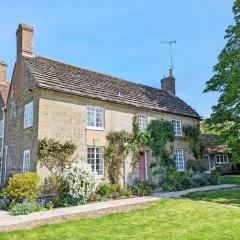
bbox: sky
[0,0,234,118]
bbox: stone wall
[37,89,198,185]
[3,60,39,181]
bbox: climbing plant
[183,124,204,160]
[104,130,133,185]
[38,138,77,173]
[147,120,175,175]
[105,116,176,184]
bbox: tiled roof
[23,55,201,119]
[201,134,229,154]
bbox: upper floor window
[172,119,182,136]
[173,148,185,171]
[23,149,30,173]
[0,120,3,138]
[24,101,34,129]
[138,114,147,130]
[87,147,104,176]
[216,155,228,164]
[87,106,104,129]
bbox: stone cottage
[201,134,231,173]
[0,23,201,185]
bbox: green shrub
[132,180,156,196]
[161,170,222,192]
[4,173,40,200]
[97,183,120,198]
[8,200,43,216]
[55,194,86,207]
[161,171,195,192]
[41,175,63,199]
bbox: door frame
[139,151,148,180]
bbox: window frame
[87,146,104,177]
[172,119,182,136]
[86,106,104,130]
[215,154,228,164]
[24,101,34,129]
[173,148,185,171]
[138,114,147,131]
[23,149,31,173]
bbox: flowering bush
[62,162,99,199]
[4,173,40,200]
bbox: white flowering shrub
[62,162,99,199]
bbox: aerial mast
[161,40,177,69]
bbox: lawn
[222,175,240,185]
[1,198,240,240]
[184,187,240,207]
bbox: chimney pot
[16,23,34,61]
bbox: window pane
[173,149,184,171]
[87,147,104,175]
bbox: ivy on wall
[147,120,175,175]
[183,124,204,160]
[104,115,175,184]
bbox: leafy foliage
[8,199,43,216]
[160,170,222,192]
[104,130,133,185]
[4,173,40,200]
[131,180,157,196]
[38,138,77,173]
[147,119,175,175]
[203,1,240,162]
[183,124,204,160]
[41,174,63,200]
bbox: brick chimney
[0,61,7,84]
[0,61,9,104]
[161,68,176,95]
[16,23,34,61]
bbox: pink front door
[139,152,146,180]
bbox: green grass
[184,187,240,207]
[2,198,240,240]
[222,175,240,185]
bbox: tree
[38,138,77,173]
[204,0,240,162]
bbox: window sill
[86,126,105,131]
[23,125,33,130]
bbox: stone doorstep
[0,184,237,227]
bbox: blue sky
[0,0,234,117]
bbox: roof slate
[23,55,201,119]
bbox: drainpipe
[0,106,6,185]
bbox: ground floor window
[23,149,30,173]
[216,155,228,163]
[173,149,184,171]
[87,147,104,176]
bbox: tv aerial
[161,40,177,69]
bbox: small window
[87,106,104,129]
[87,147,104,176]
[216,155,228,163]
[23,150,30,173]
[0,120,3,138]
[172,120,182,136]
[138,114,147,130]
[24,101,34,129]
[173,149,185,171]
